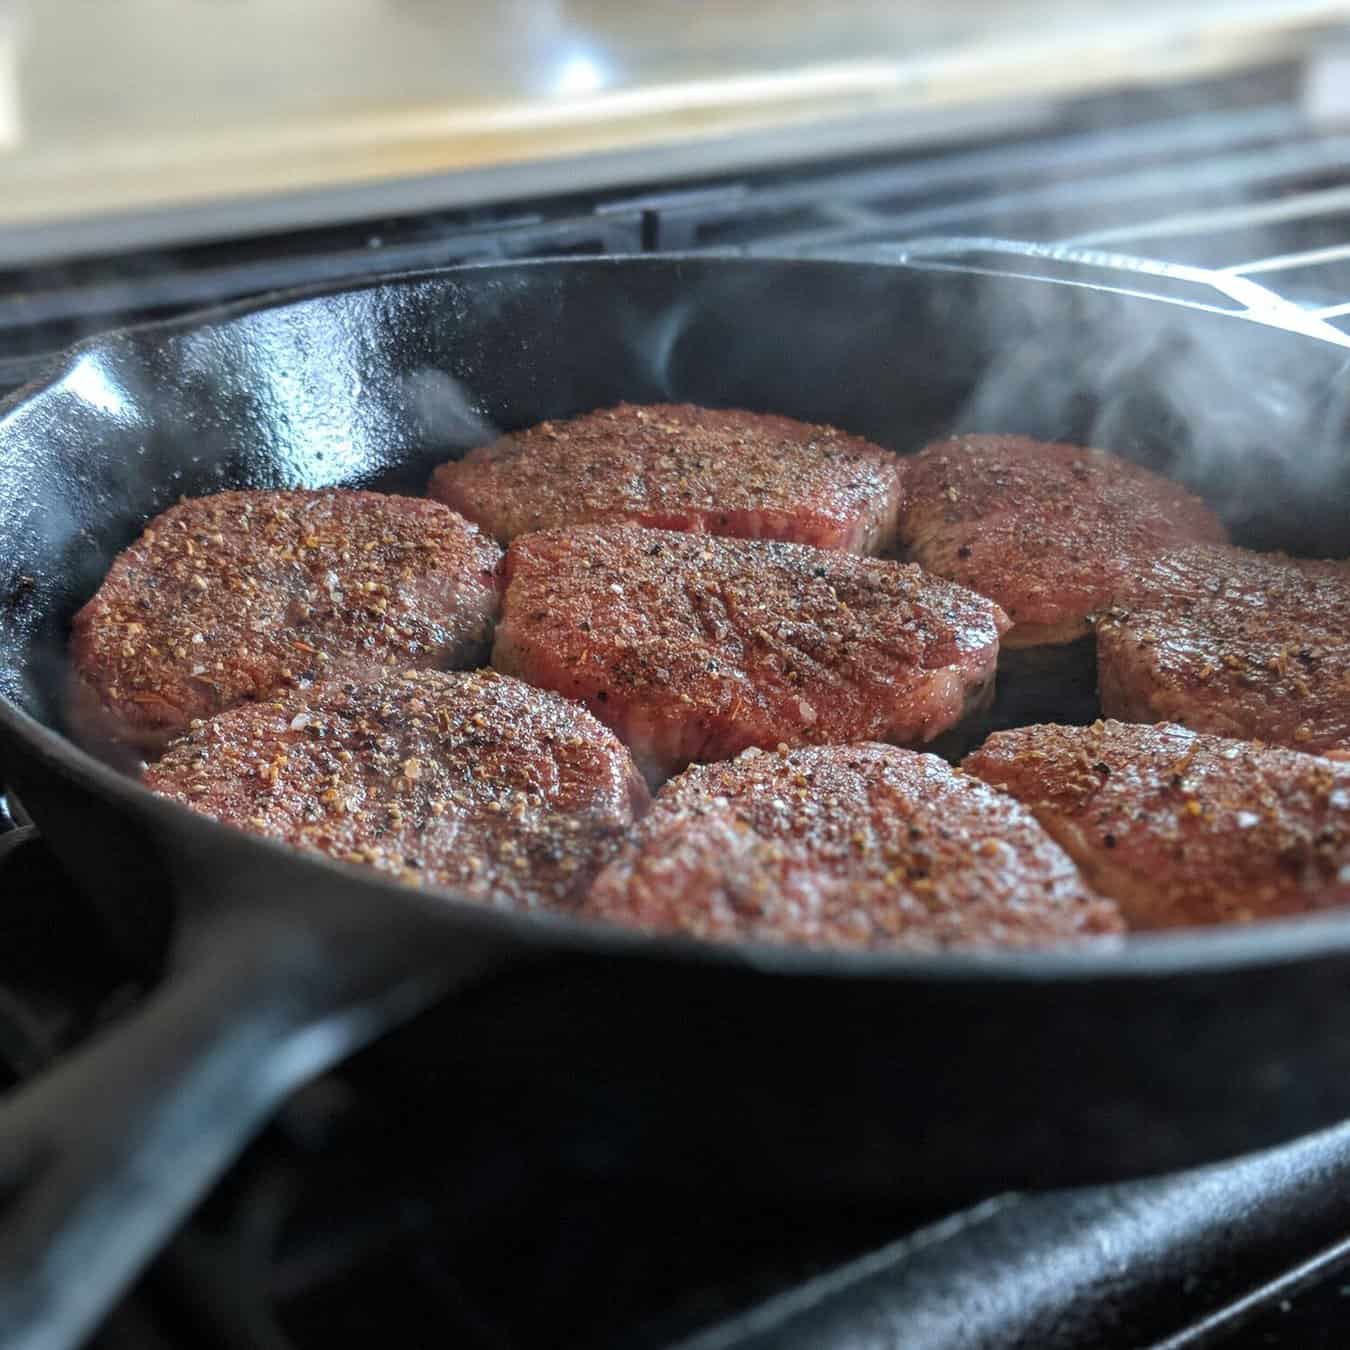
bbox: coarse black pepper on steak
[898,436,1227,651]
[145,669,649,910]
[493,525,1009,785]
[964,720,1350,929]
[429,402,903,553]
[583,743,1123,950]
[70,490,503,759]
[1096,543,1350,759]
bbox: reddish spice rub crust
[1096,543,1350,758]
[69,490,503,759]
[145,669,649,910]
[584,743,1123,950]
[429,402,903,554]
[964,719,1350,929]
[897,436,1227,649]
[493,525,1010,785]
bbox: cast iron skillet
[3,252,1350,1350]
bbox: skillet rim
[3,250,1349,985]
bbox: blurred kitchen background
[0,1,1331,381]
[1,1,1347,258]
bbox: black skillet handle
[0,905,449,1350]
[678,1117,1350,1350]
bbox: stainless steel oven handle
[804,236,1350,348]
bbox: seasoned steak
[964,720,1350,929]
[70,490,502,759]
[1097,543,1350,758]
[493,525,1009,784]
[146,669,649,910]
[584,743,1122,950]
[429,402,903,553]
[898,436,1226,649]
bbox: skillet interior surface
[5,256,1350,1199]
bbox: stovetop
[8,58,1350,1350]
